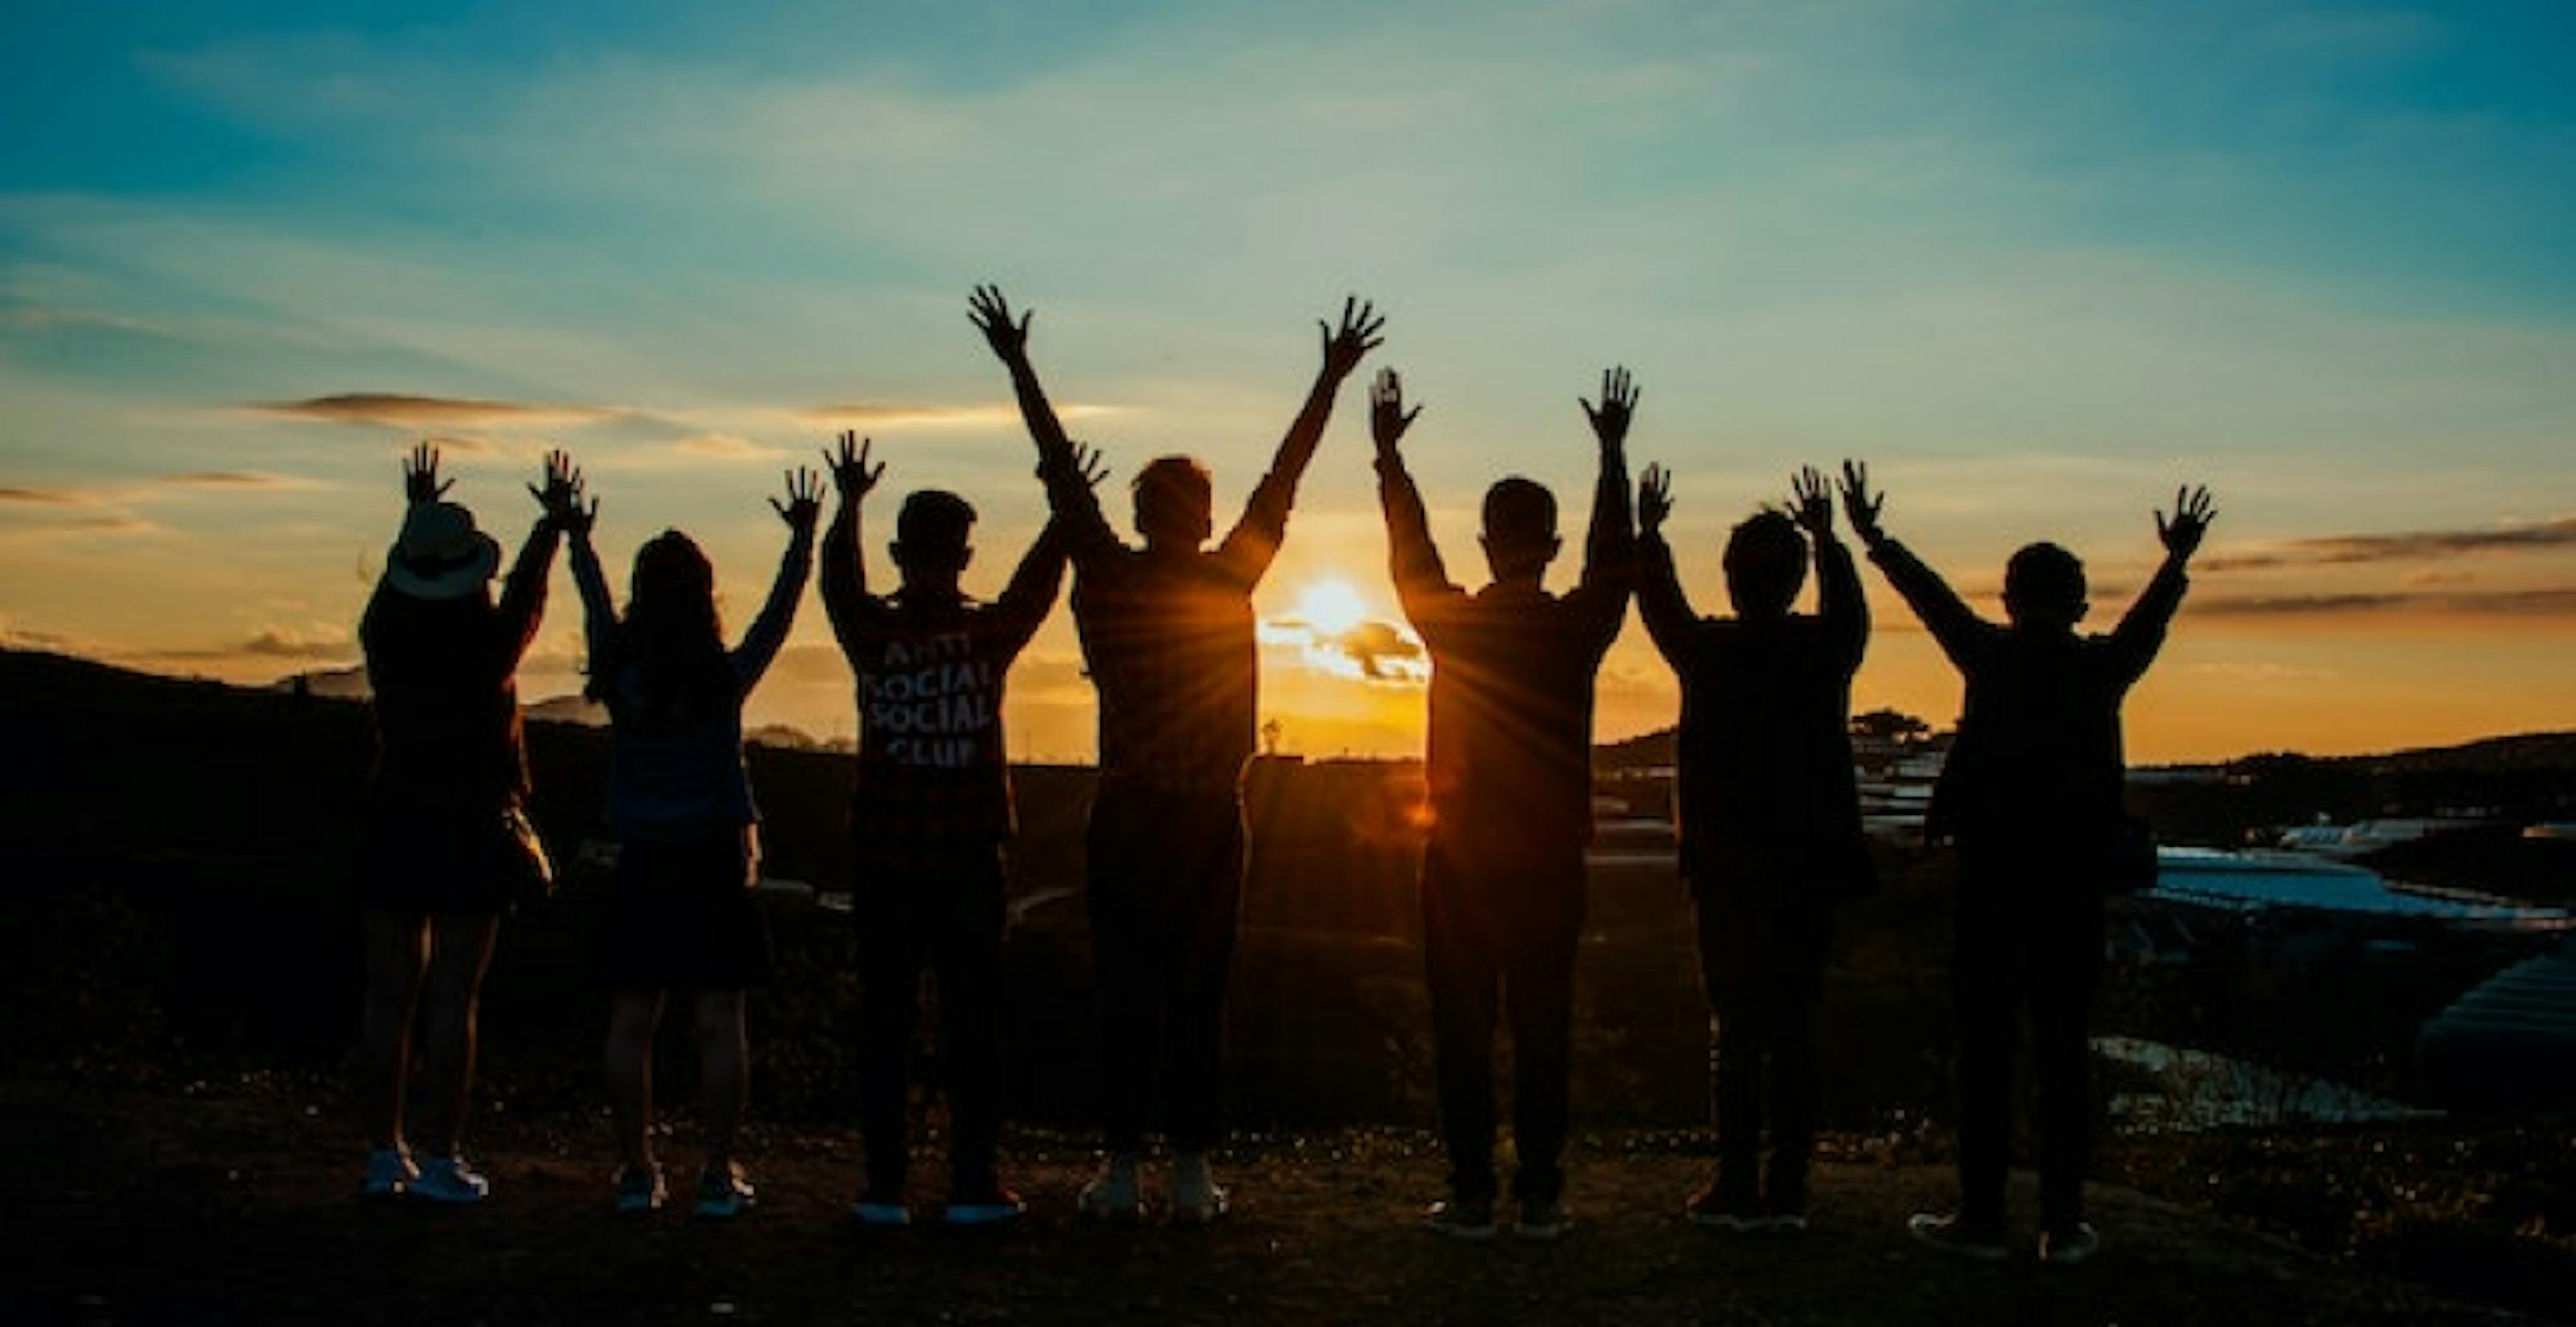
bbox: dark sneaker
[1516,1196,1572,1242]
[361,1147,416,1200]
[615,1164,667,1215]
[1424,1198,1497,1241]
[1908,1211,2009,1262]
[409,1154,489,1204]
[1684,1181,1755,1232]
[693,1162,755,1220]
[2039,1221,2102,1266]
[945,1188,1028,1227]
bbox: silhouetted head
[1133,455,1213,551]
[592,529,730,709]
[893,489,977,592]
[1479,477,1561,583]
[386,501,500,602]
[1724,511,1808,619]
[2003,540,2088,631]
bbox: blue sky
[5,0,2573,758]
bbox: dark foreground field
[4,1072,2554,1327]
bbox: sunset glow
[3,3,2572,763]
[1297,580,1370,640]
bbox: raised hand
[823,430,884,501]
[526,448,593,532]
[1790,466,1833,537]
[2156,484,2218,561]
[1581,366,1639,451]
[1370,367,1423,457]
[403,442,453,504]
[771,466,825,534]
[1638,463,1674,536]
[1839,460,1885,545]
[1068,441,1112,490]
[1318,295,1387,380]
[968,284,1032,363]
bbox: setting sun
[1297,579,1370,638]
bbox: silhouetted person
[1372,365,1636,1240]
[1847,465,2216,1264]
[354,444,578,1203]
[971,284,1382,1221]
[1635,464,1872,1233]
[818,431,1100,1227]
[568,467,821,1220]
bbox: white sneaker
[1170,1153,1229,1225]
[361,1147,416,1199]
[1078,1153,1144,1221]
[410,1154,490,1204]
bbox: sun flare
[1297,579,1370,637]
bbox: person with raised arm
[968,284,1382,1223]
[817,429,1103,1228]
[567,466,822,1220]
[1845,464,2216,1265]
[354,445,580,1202]
[1371,365,1636,1241]
[1634,463,1872,1234]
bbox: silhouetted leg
[1952,903,2016,1231]
[1166,799,1244,1154]
[412,910,501,1156]
[1697,888,1764,1212]
[2033,901,2102,1232]
[359,910,430,1151]
[605,990,665,1172]
[695,990,749,1173]
[1422,843,1502,1204]
[933,852,1009,1196]
[1504,855,1584,1204]
[1764,903,1831,1215]
[1087,792,1159,1154]
[854,870,929,1199]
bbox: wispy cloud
[154,470,324,491]
[2194,587,2576,618]
[0,485,104,506]
[2203,516,2576,572]
[246,392,619,429]
[796,402,1119,429]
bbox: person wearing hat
[355,443,585,1203]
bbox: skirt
[355,799,550,915]
[603,831,772,990]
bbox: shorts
[603,833,771,990]
[354,800,547,915]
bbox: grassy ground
[4,1073,2556,1327]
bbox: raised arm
[733,467,823,692]
[1844,460,1988,668]
[1569,367,1638,632]
[1791,465,1868,673]
[1367,368,1464,629]
[2105,484,2215,685]
[1632,463,1699,665]
[494,449,577,665]
[970,284,1119,563]
[562,491,617,676]
[818,431,885,655]
[1215,295,1387,584]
